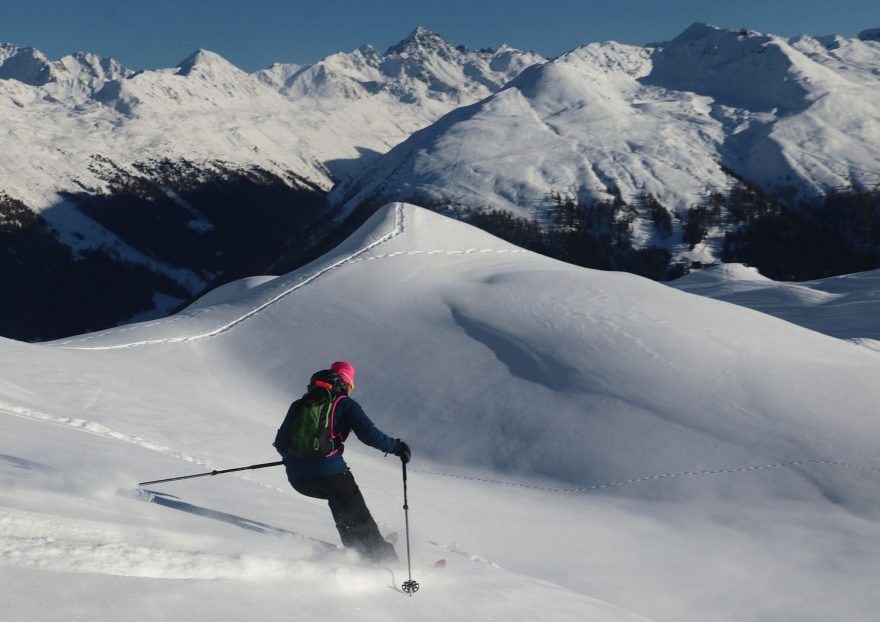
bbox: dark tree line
[1,192,186,341]
[1,159,332,342]
[424,191,678,281]
[711,170,880,280]
[416,178,880,284]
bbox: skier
[274,361,411,562]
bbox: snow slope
[333,23,880,262]
[2,203,879,621]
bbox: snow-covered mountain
[2,204,879,621]
[0,27,542,211]
[0,43,132,97]
[0,29,542,340]
[253,27,543,179]
[333,23,880,266]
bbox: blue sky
[3,0,878,71]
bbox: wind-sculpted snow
[2,203,880,621]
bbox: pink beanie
[330,361,355,386]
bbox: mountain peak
[408,25,441,42]
[386,26,453,56]
[859,27,880,42]
[176,49,242,76]
[674,22,724,41]
[671,21,769,44]
[645,21,817,112]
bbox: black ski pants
[291,469,397,562]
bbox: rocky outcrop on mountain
[859,28,880,42]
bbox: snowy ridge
[0,43,131,98]
[51,203,527,350]
[257,27,542,106]
[49,204,408,349]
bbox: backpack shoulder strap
[329,394,346,440]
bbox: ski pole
[400,459,420,595]
[138,460,283,486]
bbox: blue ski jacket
[274,395,398,481]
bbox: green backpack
[287,385,346,459]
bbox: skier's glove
[394,440,411,464]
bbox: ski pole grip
[401,460,409,509]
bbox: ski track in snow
[50,204,528,351]
[417,459,880,495]
[0,400,288,494]
[429,540,502,568]
[0,400,205,465]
